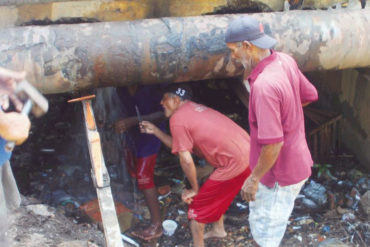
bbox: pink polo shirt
[248,51,318,187]
[170,101,250,181]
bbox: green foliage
[313,163,336,180]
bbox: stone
[26,204,54,217]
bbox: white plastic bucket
[162,219,178,236]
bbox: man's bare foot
[204,229,227,239]
[131,223,163,240]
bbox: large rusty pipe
[0,9,369,94]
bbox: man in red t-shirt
[140,84,251,247]
[225,16,318,247]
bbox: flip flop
[131,223,163,241]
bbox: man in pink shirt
[225,16,318,247]
[140,84,251,247]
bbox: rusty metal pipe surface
[0,9,369,94]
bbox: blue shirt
[0,137,12,166]
[117,85,164,158]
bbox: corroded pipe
[0,9,369,94]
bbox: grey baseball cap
[225,16,277,49]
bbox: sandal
[131,223,163,241]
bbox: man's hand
[181,189,198,205]
[0,111,31,145]
[140,121,158,135]
[0,67,25,111]
[114,117,137,133]
[241,142,283,202]
[240,175,259,202]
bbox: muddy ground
[8,81,370,247]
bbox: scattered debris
[7,92,370,247]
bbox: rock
[317,238,350,247]
[360,190,370,215]
[26,204,55,217]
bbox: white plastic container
[162,219,178,236]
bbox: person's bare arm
[140,120,172,148]
[178,150,199,204]
[241,141,283,202]
[115,112,165,133]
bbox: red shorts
[125,148,157,190]
[188,166,251,224]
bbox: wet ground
[8,82,370,247]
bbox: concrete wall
[307,69,370,170]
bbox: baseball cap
[225,16,277,49]
[163,83,192,100]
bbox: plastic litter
[162,219,178,236]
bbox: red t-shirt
[170,101,250,181]
[248,51,318,187]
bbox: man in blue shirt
[0,67,31,247]
[115,85,165,240]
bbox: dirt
[8,196,105,247]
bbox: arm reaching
[114,112,165,134]
[140,120,172,148]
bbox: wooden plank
[81,99,124,247]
